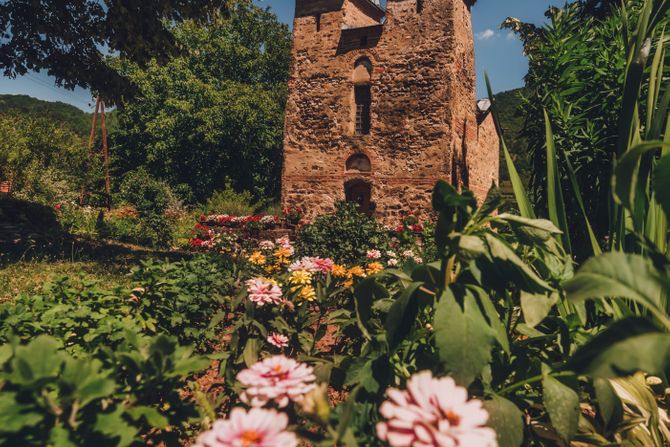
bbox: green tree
[112,2,291,202]
[0,114,88,204]
[0,0,232,101]
[505,2,637,257]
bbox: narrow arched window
[355,86,371,135]
[353,58,373,136]
[316,14,321,32]
[417,0,424,13]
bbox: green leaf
[613,141,668,212]
[385,282,423,350]
[10,335,63,385]
[354,277,389,340]
[485,72,535,219]
[49,426,76,447]
[544,109,572,253]
[484,234,552,292]
[520,292,558,328]
[472,286,510,354]
[242,338,260,367]
[457,235,488,261]
[562,152,602,255]
[563,252,669,329]
[593,378,623,432]
[95,407,139,447]
[482,396,524,447]
[496,213,561,243]
[543,375,580,442]
[0,393,42,433]
[567,317,670,378]
[434,288,495,387]
[126,406,169,429]
[654,154,670,220]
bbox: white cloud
[505,31,516,41]
[476,29,496,41]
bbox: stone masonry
[281,0,499,224]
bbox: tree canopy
[0,0,233,101]
[112,2,291,203]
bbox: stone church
[281,0,499,223]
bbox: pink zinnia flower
[275,236,295,255]
[376,371,498,447]
[246,278,283,307]
[267,333,290,348]
[367,249,382,260]
[237,355,316,408]
[193,407,297,447]
[313,257,334,274]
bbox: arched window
[417,0,424,13]
[346,153,372,173]
[353,58,372,135]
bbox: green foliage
[0,254,234,445]
[0,0,230,100]
[297,201,390,264]
[507,2,630,257]
[200,185,257,216]
[0,114,87,205]
[112,3,291,202]
[118,169,176,248]
[0,94,118,137]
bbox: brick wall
[282,0,498,223]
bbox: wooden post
[100,100,111,210]
[80,97,101,205]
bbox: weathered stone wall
[282,0,499,224]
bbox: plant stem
[498,371,574,396]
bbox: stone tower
[281,0,499,223]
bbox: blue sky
[0,0,569,111]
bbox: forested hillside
[0,94,117,136]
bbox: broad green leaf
[496,213,562,242]
[95,408,139,447]
[543,375,580,442]
[563,252,669,329]
[49,426,76,447]
[593,378,623,432]
[354,277,389,340]
[471,286,510,354]
[10,335,63,385]
[127,406,169,429]
[0,393,42,433]
[457,235,488,261]
[385,282,423,350]
[567,318,670,378]
[434,288,495,386]
[484,234,552,292]
[242,338,260,367]
[482,396,524,447]
[520,292,558,328]
[654,154,670,221]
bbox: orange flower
[331,264,347,278]
[248,251,267,266]
[366,262,384,275]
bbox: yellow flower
[366,262,384,275]
[342,279,354,288]
[348,266,366,278]
[289,270,313,286]
[248,251,266,266]
[331,264,347,278]
[264,265,279,275]
[297,285,317,302]
[274,247,293,259]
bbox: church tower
[281,0,499,223]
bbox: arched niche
[346,153,372,173]
[352,57,373,85]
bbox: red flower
[411,224,424,233]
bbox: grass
[0,260,134,302]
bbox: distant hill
[0,94,117,137]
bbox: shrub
[118,169,176,248]
[296,201,389,264]
[199,186,257,216]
